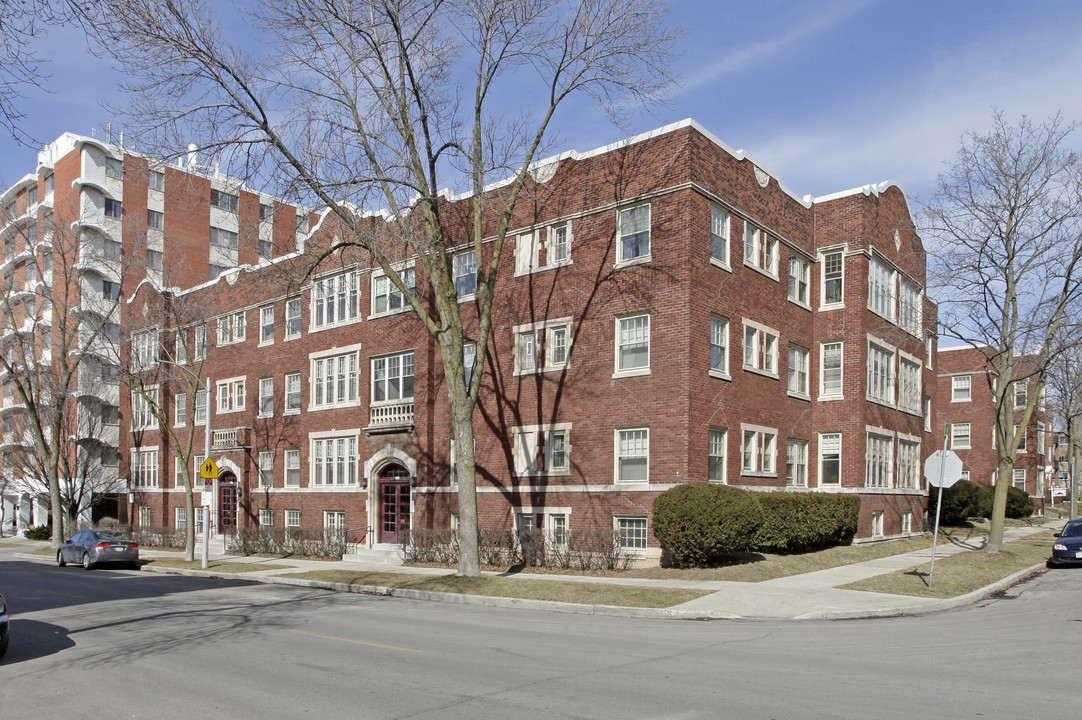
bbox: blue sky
[2,0,1080,207]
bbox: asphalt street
[1,548,1079,719]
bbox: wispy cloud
[748,14,1082,200]
[679,0,875,93]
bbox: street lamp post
[156,359,211,569]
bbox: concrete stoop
[342,543,405,565]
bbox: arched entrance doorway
[378,464,411,544]
[219,471,238,531]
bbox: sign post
[199,457,218,570]
[925,427,964,589]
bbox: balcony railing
[212,427,249,449]
[367,401,414,434]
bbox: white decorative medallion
[894,229,901,252]
[753,165,770,188]
[529,161,559,184]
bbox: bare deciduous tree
[85,0,679,575]
[924,111,1082,552]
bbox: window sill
[308,317,362,334]
[708,257,731,272]
[284,409,300,417]
[708,369,731,381]
[787,391,811,402]
[257,413,273,420]
[258,341,273,348]
[368,307,411,320]
[743,261,779,282]
[787,298,811,311]
[456,293,477,304]
[514,259,574,278]
[614,254,651,270]
[740,472,777,479]
[817,394,844,402]
[819,302,845,312]
[742,365,779,380]
[284,334,302,342]
[613,367,650,379]
[515,364,571,377]
[308,402,361,412]
[950,398,971,403]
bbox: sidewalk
[5,521,1059,621]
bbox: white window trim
[819,341,844,400]
[786,438,809,487]
[285,296,302,340]
[742,318,780,378]
[173,393,187,428]
[308,342,362,411]
[131,386,160,431]
[950,422,972,450]
[742,221,779,279]
[216,375,246,414]
[740,423,778,477]
[709,206,731,271]
[308,429,361,488]
[514,222,574,276]
[787,255,810,308]
[284,372,302,416]
[613,313,650,378]
[130,446,160,489]
[897,350,922,415]
[258,376,274,418]
[615,203,651,267]
[216,311,246,347]
[708,427,728,483]
[284,449,301,487]
[259,305,274,347]
[865,427,895,489]
[613,516,649,554]
[511,423,573,478]
[310,267,361,332]
[866,335,897,407]
[513,316,573,375]
[787,344,810,399]
[709,315,730,380]
[370,349,415,406]
[868,254,897,322]
[453,249,478,301]
[819,248,845,309]
[818,432,841,486]
[951,374,972,402]
[614,427,650,485]
[370,261,416,318]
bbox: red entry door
[380,481,411,544]
[219,478,238,530]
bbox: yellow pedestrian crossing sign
[199,457,220,480]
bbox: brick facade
[4,121,940,556]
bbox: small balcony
[212,426,250,450]
[365,401,415,435]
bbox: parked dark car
[0,592,9,659]
[1048,519,1082,568]
[57,530,139,570]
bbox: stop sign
[925,449,964,488]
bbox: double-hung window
[259,451,274,487]
[285,372,301,414]
[819,433,841,485]
[512,424,572,477]
[788,256,809,305]
[867,341,895,404]
[786,439,808,487]
[710,316,729,377]
[372,351,414,404]
[952,375,971,402]
[866,433,893,488]
[132,329,159,369]
[742,320,779,376]
[194,324,207,360]
[104,198,123,219]
[615,428,649,483]
[514,318,572,374]
[174,394,187,427]
[743,222,778,277]
[210,189,239,213]
[194,389,207,424]
[899,356,921,414]
[285,449,300,486]
[820,342,843,398]
[131,388,158,430]
[615,314,650,375]
[372,266,415,315]
[258,377,274,417]
[897,439,920,489]
[131,449,159,488]
[617,204,650,264]
[259,306,274,345]
[1013,382,1028,408]
[822,251,844,306]
[312,269,359,329]
[311,434,358,486]
[217,312,245,346]
[147,209,164,231]
[868,256,896,320]
[454,250,477,297]
[787,345,809,397]
[209,226,238,249]
[216,377,245,413]
[1012,469,1026,490]
[311,347,360,409]
[148,170,165,191]
[281,297,300,339]
[515,223,573,274]
[951,422,971,449]
[710,206,730,266]
[741,425,777,475]
[899,278,922,336]
[708,428,727,482]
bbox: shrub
[751,493,860,552]
[403,527,633,571]
[1006,485,1035,518]
[23,524,51,541]
[652,483,764,567]
[928,480,982,524]
[226,527,346,558]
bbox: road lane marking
[292,630,425,654]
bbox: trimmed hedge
[653,483,764,567]
[750,493,861,553]
[929,479,1035,523]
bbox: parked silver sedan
[57,530,140,570]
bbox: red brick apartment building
[934,347,1052,515]
[3,120,938,560]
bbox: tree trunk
[986,459,1013,553]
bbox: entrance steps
[342,543,405,565]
